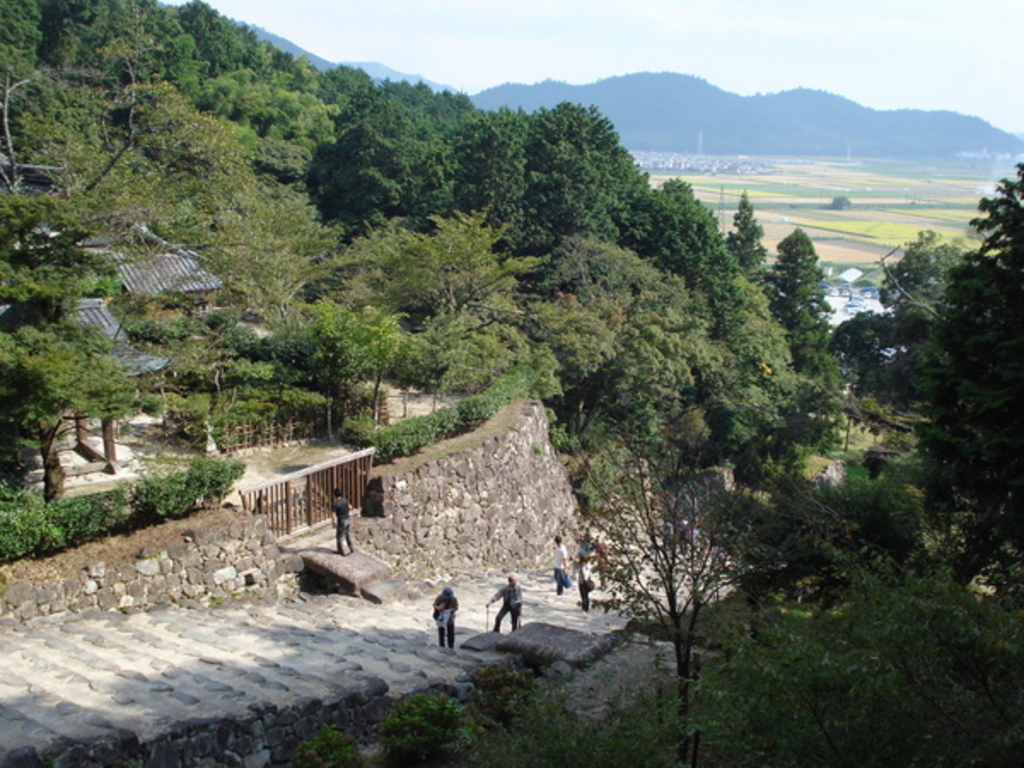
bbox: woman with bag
[432,587,459,651]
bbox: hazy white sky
[164,0,1023,134]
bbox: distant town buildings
[631,151,777,174]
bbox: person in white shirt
[553,535,569,595]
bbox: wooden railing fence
[237,448,374,538]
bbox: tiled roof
[73,297,124,341]
[0,298,171,377]
[114,250,222,295]
[72,298,171,375]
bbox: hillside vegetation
[3,2,1024,764]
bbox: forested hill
[249,25,445,89]
[243,24,1021,160]
[472,73,1024,159]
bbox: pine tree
[725,191,768,273]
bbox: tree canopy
[920,164,1024,586]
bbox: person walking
[433,587,459,650]
[488,575,523,632]
[331,488,354,555]
[577,546,594,612]
[553,535,569,595]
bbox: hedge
[0,487,128,564]
[129,456,246,524]
[369,367,535,464]
[0,457,246,564]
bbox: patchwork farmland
[652,156,1019,279]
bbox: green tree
[764,228,838,385]
[1,195,135,500]
[587,446,755,761]
[308,301,407,434]
[0,196,115,323]
[308,85,447,236]
[517,102,645,256]
[196,68,335,149]
[620,179,741,337]
[920,164,1024,587]
[348,211,539,321]
[725,190,768,274]
[829,311,896,396]
[532,237,708,446]
[205,187,337,325]
[171,0,260,79]
[450,108,528,236]
[878,230,967,407]
[706,574,1024,766]
[0,324,135,501]
[0,0,41,75]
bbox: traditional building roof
[73,297,124,341]
[113,250,222,296]
[1,298,170,377]
[72,298,171,376]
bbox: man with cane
[487,574,522,633]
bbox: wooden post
[101,419,118,474]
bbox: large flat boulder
[495,621,622,668]
[300,547,393,592]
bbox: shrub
[181,455,246,505]
[0,458,241,563]
[370,367,535,463]
[291,725,361,767]
[464,685,679,767]
[130,457,245,522]
[469,664,538,728]
[339,414,376,447]
[0,487,129,563]
[44,489,130,548]
[379,692,477,764]
[0,488,50,563]
[701,574,1024,766]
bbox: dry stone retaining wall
[357,400,580,574]
[1,516,303,620]
[52,678,391,768]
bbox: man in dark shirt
[331,488,354,555]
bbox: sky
[164,0,1024,135]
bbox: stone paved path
[0,563,624,765]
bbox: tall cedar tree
[920,164,1024,587]
[725,191,768,273]
[765,228,838,385]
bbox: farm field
[651,156,1019,279]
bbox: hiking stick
[485,602,490,633]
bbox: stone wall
[1,400,580,617]
[1,516,303,620]
[51,677,391,768]
[356,400,580,574]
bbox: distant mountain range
[251,26,1023,160]
[471,74,1024,159]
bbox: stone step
[0,567,624,765]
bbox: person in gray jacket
[488,574,523,632]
